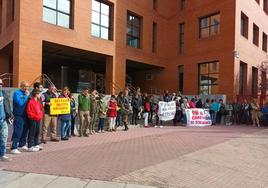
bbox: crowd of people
[0,79,267,162]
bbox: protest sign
[158,101,176,121]
[50,98,70,115]
[186,108,212,126]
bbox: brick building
[0,0,267,100]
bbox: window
[43,0,72,29]
[199,61,219,95]
[153,0,158,10]
[152,22,157,53]
[179,23,185,54]
[263,32,267,52]
[0,0,2,33]
[252,67,258,98]
[178,65,184,94]
[240,12,248,38]
[199,13,220,38]
[253,23,259,46]
[127,12,141,48]
[6,0,15,26]
[180,0,185,11]
[91,0,112,40]
[239,62,247,95]
[264,0,268,14]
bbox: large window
[152,22,157,53]
[240,12,248,39]
[127,12,141,48]
[263,32,267,53]
[199,13,220,38]
[252,67,258,98]
[199,61,219,95]
[178,65,184,94]
[179,23,185,54]
[180,0,185,11]
[43,0,72,29]
[239,62,247,95]
[91,0,112,40]
[253,23,259,46]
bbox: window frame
[253,23,259,47]
[43,0,72,29]
[240,12,249,39]
[179,22,185,54]
[198,61,220,95]
[91,0,112,40]
[263,32,267,53]
[126,11,142,48]
[199,12,220,39]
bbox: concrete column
[12,38,42,87]
[105,56,126,95]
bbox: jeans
[116,111,121,127]
[98,118,105,131]
[108,117,116,130]
[68,117,76,136]
[210,111,217,125]
[132,108,139,125]
[11,116,28,149]
[144,112,149,126]
[0,120,8,157]
[27,120,40,148]
[182,114,187,125]
[61,119,71,139]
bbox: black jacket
[3,91,13,120]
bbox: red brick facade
[0,0,267,100]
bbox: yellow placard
[50,98,70,115]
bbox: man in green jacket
[78,88,91,137]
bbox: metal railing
[31,74,60,92]
[0,73,13,87]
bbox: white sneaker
[101,130,105,133]
[1,155,12,161]
[34,145,43,150]
[160,126,163,128]
[98,130,102,133]
[18,145,28,152]
[10,149,21,154]
[28,147,40,152]
[154,125,158,128]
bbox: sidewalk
[1,125,267,188]
[0,171,157,188]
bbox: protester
[196,99,203,108]
[181,98,189,125]
[131,92,142,125]
[0,79,13,161]
[173,96,181,126]
[107,95,117,131]
[163,90,171,102]
[59,87,72,141]
[149,95,158,124]
[78,87,91,137]
[241,99,252,125]
[97,94,107,133]
[261,101,268,126]
[121,90,130,131]
[68,94,77,137]
[232,99,241,125]
[143,96,151,127]
[115,92,123,127]
[11,81,30,154]
[251,99,260,127]
[42,85,59,143]
[26,89,44,151]
[90,90,98,134]
[203,99,210,109]
[210,99,220,126]
[219,99,227,125]
[189,98,196,108]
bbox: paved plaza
[0,125,267,188]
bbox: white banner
[186,109,212,126]
[158,101,176,121]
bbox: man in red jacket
[26,89,44,152]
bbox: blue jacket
[13,89,29,116]
[210,102,220,112]
[0,90,6,120]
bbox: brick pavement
[0,125,266,187]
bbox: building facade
[0,0,267,100]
